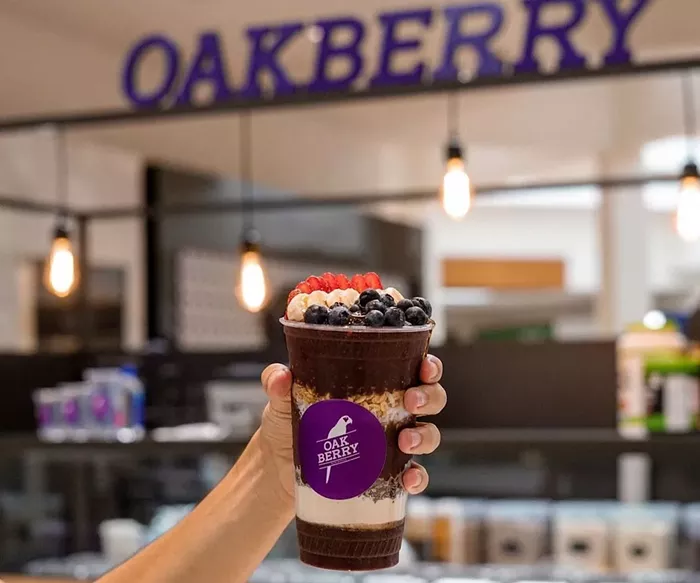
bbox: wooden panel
[431,340,617,429]
[442,258,564,290]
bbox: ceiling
[0,0,699,198]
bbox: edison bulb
[44,232,77,298]
[442,156,471,220]
[237,249,267,313]
[643,310,667,331]
[676,173,700,242]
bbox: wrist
[229,430,295,517]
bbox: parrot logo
[323,415,353,483]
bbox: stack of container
[553,502,616,573]
[33,365,145,442]
[611,504,680,574]
[484,500,551,566]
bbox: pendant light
[441,93,471,220]
[235,112,268,313]
[44,127,78,298]
[676,71,700,242]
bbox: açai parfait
[285,272,432,328]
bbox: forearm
[98,431,295,583]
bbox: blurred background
[2,0,700,581]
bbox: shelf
[0,435,249,459]
[438,429,700,462]
[1,430,698,462]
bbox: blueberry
[359,289,381,307]
[330,302,345,310]
[364,310,385,328]
[412,297,433,318]
[349,303,361,314]
[304,305,329,325]
[384,307,405,327]
[365,299,387,314]
[405,306,428,326]
[328,306,351,326]
[397,299,415,312]
[380,294,396,309]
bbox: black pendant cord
[445,93,464,162]
[446,92,460,144]
[54,126,69,234]
[239,110,255,234]
[682,71,697,162]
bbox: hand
[259,355,447,502]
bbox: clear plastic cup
[282,319,433,571]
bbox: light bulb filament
[45,236,77,297]
[442,157,471,220]
[676,175,700,242]
[238,250,267,312]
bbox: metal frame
[0,55,691,351]
[0,173,679,221]
[0,57,697,130]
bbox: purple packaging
[33,389,65,442]
[59,383,91,441]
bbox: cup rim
[279,317,433,334]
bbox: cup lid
[280,317,433,334]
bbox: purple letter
[308,18,366,93]
[241,23,304,99]
[515,0,587,74]
[370,9,433,88]
[176,32,234,106]
[434,3,504,81]
[597,0,650,65]
[122,35,179,108]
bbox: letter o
[323,441,333,451]
[122,35,180,108]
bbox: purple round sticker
[298,399,387,500]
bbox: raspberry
[296,281,312,294]
[351,274,367,292]
[321,272,338,290]
[305,275,327,292]
[335,273,350,289]
[364,272,383,289]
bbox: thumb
[262,364,292,405]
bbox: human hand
[259,355,446,503]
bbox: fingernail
[410,470,423,490]
[426,355,440,382]
[268,369,286,388]
[409,430,422,449]
[414,389,428,409]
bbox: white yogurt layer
[295,484,407,527]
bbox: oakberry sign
[121,0,651,109]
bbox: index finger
[420,355,442,384]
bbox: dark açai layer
[283,323,431,395]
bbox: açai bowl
[281,272,433,571]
